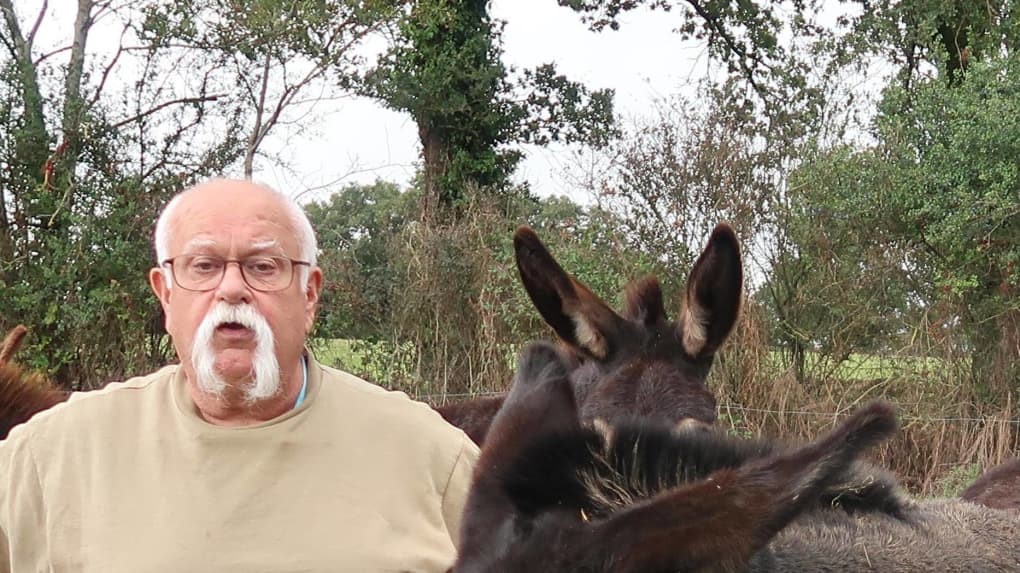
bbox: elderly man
[0,179,479,571]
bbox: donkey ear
[482,342,581,465]
[678,223,743,359]
[514,227,625,360]
[0,325,28,365]
[455,343,581,566]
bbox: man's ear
[149,267,171,308]
[304,267,323,332]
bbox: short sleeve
[440,436,481,548]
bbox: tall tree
[366,0,617,221]
[0,0,246,386]
[790,53,1020,395]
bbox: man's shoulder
[75,364,177,395]
[316,363,472,442]
[6,365,178,442]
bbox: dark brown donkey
[453,343,1020,573]
[437,223,744,444]
[451,342,899,573]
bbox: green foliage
[365,0,616,214]
[305,180,419,341]
[787,53,1020,392]
[366,0,519,209]
[838,0,1017,84]
[933,462,982,498]
[141,0,401,65]
[0,2,251,387]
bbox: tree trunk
[0,0,51,254]
[51,0,94,225]
[0,0,50,175]
[419,122,449,224]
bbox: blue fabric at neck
[294,355,309,409]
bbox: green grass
[762,349,947,382]
[309,337,392,379]
[314,336,947,388]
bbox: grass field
[312,336,946,386]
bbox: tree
[582,85,773,278]
[791,54,1020,394]
[0,1,280,386]
[365,0,617,221]
[305,180,418,341]
[139,0,403,178]
[838,0,1014,88]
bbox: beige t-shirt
[0,356,479,572]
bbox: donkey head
[453,342,898,573]
[513,224,743,428]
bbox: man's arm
[440,436,481,547]
[0,430,47,571]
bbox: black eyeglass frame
[160,256,312,293]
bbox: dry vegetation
[710,303,1017,497]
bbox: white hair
[154,179,318,288]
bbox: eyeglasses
[161,255,311,292]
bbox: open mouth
[216,322,252,333]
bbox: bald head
[154,179,318,287]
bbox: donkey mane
[498,414,908,524]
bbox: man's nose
[216,261,252,303]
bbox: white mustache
[191,302,281,402]
[209,303,264,330]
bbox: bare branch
[26,0,46,48]
[0,0,31,61]
[33,44,71,66]
[0,31,15,60]
[244,52,274,178]
[681,0,771,103]
[88,22,129,106]
[62,0,94,135]
[111,94,224,130]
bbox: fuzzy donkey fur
[960,457,1020,512]
[451,342,899,573]
[437,223,744,444]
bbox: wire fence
[419,391,1020,426]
